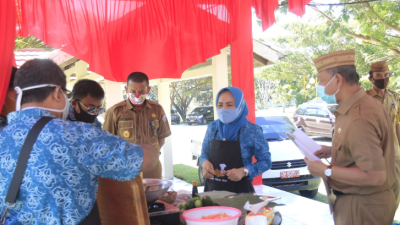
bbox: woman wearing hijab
[199,87,272,193]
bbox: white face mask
[15,84,70,120]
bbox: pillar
[158,81,174,178]
[105,80,123,110]
[212,48,229,120]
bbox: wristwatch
[243,167,249,177]
[325,165,333,177]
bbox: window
[296,106,307,115]
[317,109,330,118]
[328,105,338,114]
[304,108,317,116]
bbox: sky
[251,0,343,41]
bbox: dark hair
[15,59,66,105]
[369,71,374,78]
[325,65,359,85]
[127,72,149,85]
[8,67,18,90]
[72,79,104,101]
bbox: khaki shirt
[330,89,396,195]
[366,88,400,158]
[366,88,400,126]
[103,99,171,151]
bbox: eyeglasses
[375,73,391,79]
[78,101,105,115]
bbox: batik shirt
[0,115,6,129]
[67,103,102,128]
[0,108,144,225]
[199,121,271,179]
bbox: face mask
[316,75,339,104]
[373,77,389,89]
[128,93,147,105]
[74,102,97,123]
[217,96,244,124]
[15,84,70,119]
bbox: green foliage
[14,36,53,51]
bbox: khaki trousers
[393,156,400,211]
[333,189,396,225]
[143,159,162,179]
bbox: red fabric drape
[231,0,262,185]
[16,0,238,82]
[288,0,311,17]
[0,0,16,112]
[251,0,279,32]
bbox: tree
[309,0,400,57]
[14,36,54,51]
[148,85,159,103]
[170,77,212,121]
[255,77,278,109]
[273,1,400,92]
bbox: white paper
[286,129,321,162]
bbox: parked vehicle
[293,102,338,138]
[186,106,214,125]
[171,108,181,124]
[191,116,321,198]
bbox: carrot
[201,213,231,219]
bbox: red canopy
[0,0,309,185]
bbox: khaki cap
[313,50,355,73]
[370,61,389,72]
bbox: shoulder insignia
[162,115,167,122]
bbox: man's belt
[332,189,346,196]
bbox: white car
[191,116,321,198]
[256,116,321,198]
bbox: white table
[168,178,334,225]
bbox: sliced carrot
[201,213,231,219]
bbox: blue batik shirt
[0,108,144,225]
[0,115,6,130]
[199,121,272,179]
[67,103,102,128]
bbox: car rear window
[295,106,307,115]
[317,109,329,118]
[304,108,317,116]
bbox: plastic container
[183,206,241,225]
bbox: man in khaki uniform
[97,72,171,225]
[305,50,396,225]
[366,61,400,210]
[103,72,172,178]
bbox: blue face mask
[217,108,240,124]
[316,75,339,104]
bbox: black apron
[204,130,254,193]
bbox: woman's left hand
[226,168,246,182]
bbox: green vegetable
[186,201,195,210]
[179,203,185,210]
[201,196,214,207]
[194,199,202,208]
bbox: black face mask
[373,77,389,89]
[74,102,98,123]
